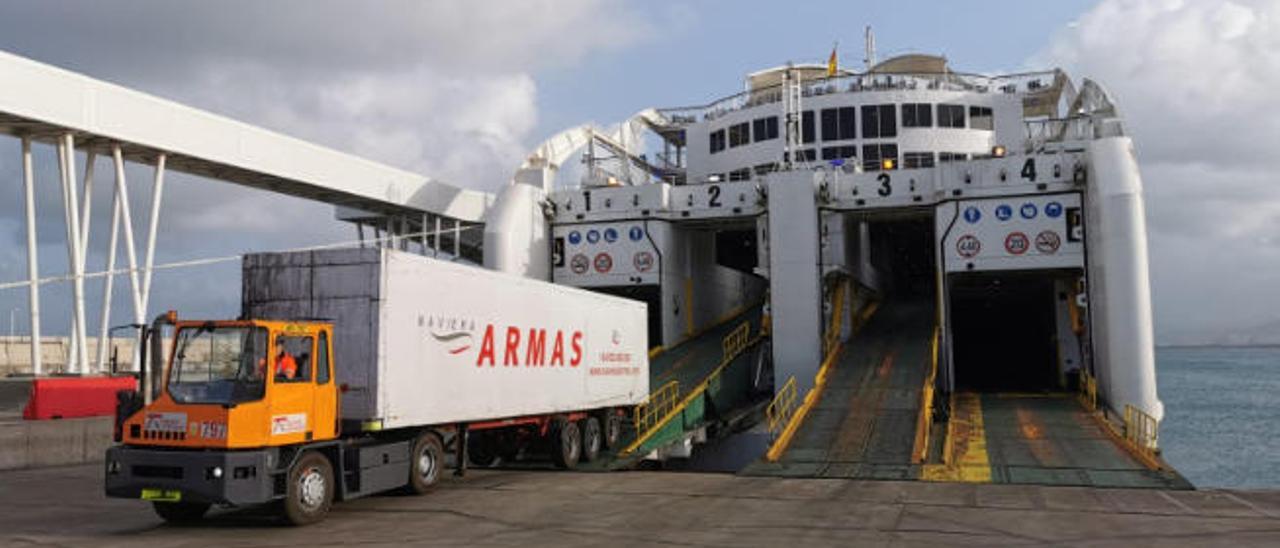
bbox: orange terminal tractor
[105,247,649,526]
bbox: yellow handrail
[911,326,941,463]
[765,377,798,435]
[1124,404,1159,454]
[633,380,680,435]
[823,279,848,355]
[621,321,761,456]
[1078,369,1097,411]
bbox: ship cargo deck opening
[948,272,1064,393]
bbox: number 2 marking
[708,185,722,207]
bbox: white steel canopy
[0,50,492,222]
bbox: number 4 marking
[1021,158,1037,182]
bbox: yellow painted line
[921,392,992,483]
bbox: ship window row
[711,103,994,154]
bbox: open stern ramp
[747,299,935,479]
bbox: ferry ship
[477,31,1181,485]
[0,30,1183,487]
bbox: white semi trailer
[105,248,649,525]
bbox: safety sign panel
[939,192,1083,272]
[553,221,663,287]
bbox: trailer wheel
[581,417,602,462]
[602,411,623,450]
[409,431,444,494]
[152,501,210,525]
[467,431,500,467]
[550,418,581,469]
[283,451,333,526]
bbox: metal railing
[657,70,1062,125]
[765,377,798,436]
[722,321,751,359]
[911,326,941,463]
[621,320,761,456]
[1124,404,1159,454]
[1078,369,1098,412]
[633,380,680,436]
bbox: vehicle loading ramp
[923,392,1192,489]
[480,303,769,472]
[745,299,935,479]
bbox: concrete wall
[0,337,136,377]
[0,416,113,471]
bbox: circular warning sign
[956,235,981,258]
[593,253,613,273]
[570,253,589,274]
[1035,230,1062,254]
[1005,232,1030,255]
[633,251,654,272]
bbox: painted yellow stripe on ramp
[921,392,992,483]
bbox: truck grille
[132,465,183,479]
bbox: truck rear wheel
[602,411,623,450]
[408,431,444,494]
[283,451,334,526]
[152,501,210,525]
[550,418,581,469]
[581,417,602,462]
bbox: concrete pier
[0,465,1277,546]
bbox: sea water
[1157,346,1280,489]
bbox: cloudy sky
[0,0,1276,345]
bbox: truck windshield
[168,325,269,405]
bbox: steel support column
[21,138,42,376]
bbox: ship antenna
[864,26,876,71]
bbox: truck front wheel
[152,501,210,524]
[550,418,581,469]
[283,452,334,526]
[408,432,444,494]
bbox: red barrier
[22,376,137,420]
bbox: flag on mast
[827,43,839,76]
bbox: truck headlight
[206,466,224,480]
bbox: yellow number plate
[140,488,182,502]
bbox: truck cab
[106,314,368,525]
[117,319,338,450]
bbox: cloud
[1034,0,1280,339]
[0,0,655,337]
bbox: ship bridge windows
[709,129,726,154]
[861,104,897,138]
[728,168,752,182]
[753,116,779,142]
[783,149,816,163]
[802,110,816,143]
[902,103,933,128]
[821,145,857,161]
[969,106,994,130]
[728,122,750,148]
[939,152,968,163]
[862,143,899,171]
[938,104,966,128]
[903,151,935,169]
[820,107,857,141]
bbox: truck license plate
[140,488,182,502]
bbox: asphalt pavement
[2,464,1279,546]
